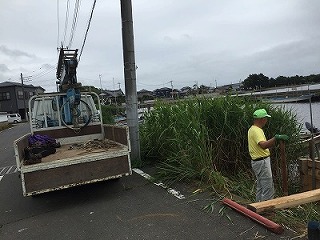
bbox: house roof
[138,89,152,93]
[180,86,192,91]
[153,87,172,92]
[0,81,45,91]
[102,89,124,97]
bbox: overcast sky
[1,0,320,93]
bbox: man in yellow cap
[248,108,288,202]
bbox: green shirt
[248,125,270,160]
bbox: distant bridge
[118,84,320,110]
[234,84,320,102]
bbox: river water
[272,101,320,132]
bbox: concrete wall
[0,112,8,123]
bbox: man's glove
[275,134,289,141]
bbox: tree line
[242,73,320,90]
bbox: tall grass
[140,96,303,197]
[141,99,213,184]
[100,105,125,124]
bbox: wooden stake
[280,140,288,196]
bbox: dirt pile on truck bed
[40,139,124,163]
[69,139,120,151]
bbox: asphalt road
[0,122,30,168]
[0,124,298,239]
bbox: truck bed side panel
[14,134,30,170]
[104,125,130,148]
[23,155,129,195]
[34,124,102,139]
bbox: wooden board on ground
[247,189,320,213]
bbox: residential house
[137,89,153,103]
[153,87,180,98]
[0,81,45,119]
[180,86,192,97]
[137,89,152,99]
[153,87,171,98]
[100,89,124,105]
[216,83,242,93]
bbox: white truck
[13,92,131,196]
[13,48,131,196]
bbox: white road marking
[132,168,185,200]
[0,165,18,177]
[0,176,3,182]
[6,165,13,174]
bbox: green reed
[140,96,319,232]
[140,96,303,196]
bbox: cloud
[0,64,10,73]
[0,45,36,59]
[1,0,320,92]
[241,38,320,78]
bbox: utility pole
[170,80,173,99]
[120,0,140,161]
[99,74,103,93]
[20,73,27,120]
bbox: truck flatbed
[14,92,131,196]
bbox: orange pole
[222,198,284,234]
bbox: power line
[78,0,96,62]
[31,67,56,80]
[57,0,60,48]
[137,80,172,87]
[68,0,81,48]
[62,0,70,46]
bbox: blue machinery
[56,48,92,131]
